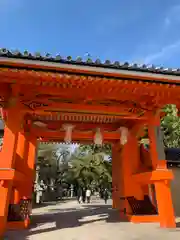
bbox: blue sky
[1,0,180,67]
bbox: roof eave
[0,56,180,84]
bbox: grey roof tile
[0,48,180,76]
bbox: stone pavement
[5,199,180,240]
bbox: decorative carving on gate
[7,199,31,222]
[19,199,31,220]
[22,101,48,110]
[36,94,52,98]
[62,124,74,143]
[119,127,129,145]
[83,99,157,114]
[94,128,103,145]
[35,94,85,104]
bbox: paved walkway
[5,199,180,239]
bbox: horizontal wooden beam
[22,101,146,117]
[33,121,121,131]
[31,112,147,122]
[31,127,120,141]
[33,120,147,132]
[19,85,133,98]
[2,68,180,95]
[1,68,178,90]
[19,85,178,111]
[40,139,117,144]
[19,85,146,101]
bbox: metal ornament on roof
[62,124,74,144]
[94,128,103,145]
[119,127,129,145]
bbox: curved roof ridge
[0,48,180,76]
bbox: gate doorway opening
[35,142,112,204]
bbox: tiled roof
[0,48,180,76]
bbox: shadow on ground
[32,201,65,210]
[6,203,125,239]
[32,198,75,209]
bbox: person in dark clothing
[104,189,109,204]
[82,188,86,203]
[77,188,82,203]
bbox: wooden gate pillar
[11,132,28,204]
[112,144,120,209]
[25,134,37,200]
[0,104,23,236]
[148,117,176,228]
[120,132,141,218]
[8,132,37,230]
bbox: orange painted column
[155,180,175,228]
[11,131,29,204]
[120,132,143,218]
[0,106,23,236]
[21,134,37,227]
[120,140,132,216]
[10,132,37,228]
[148,117,176,228]
[23,134,37,200]
[112,144,120,209]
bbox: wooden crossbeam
[33,121,121,131]
[1,68,180,91]
[30,127,120,140]
[40,139,117,144]
[22,101,146,117]
[19,85,142,102]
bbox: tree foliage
[67,145,112,189]
[37,143,73,189]
[161,104,180,148]
[36,143,112,193]
[77,144,112,161]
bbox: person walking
[104,188,109,204]
[35,180,45,204]
[86,188,91,203]
[82,188,86,203]
[77,188,82,204]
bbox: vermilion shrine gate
[0,48,179,235]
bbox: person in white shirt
[86,189,91,203]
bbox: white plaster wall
[170,168,180,217]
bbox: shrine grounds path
[5,198,180,240]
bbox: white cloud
[164,4,180,28]
[144,40,180,64]
[140,4,180,64]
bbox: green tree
[161,104,180,148]
[37,143,73,199]
[67,145,112,189]
[77,144,112,161]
